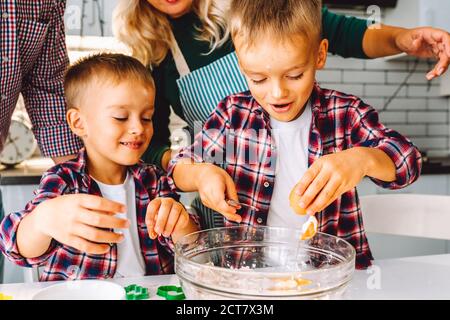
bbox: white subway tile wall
[317,55,450,154]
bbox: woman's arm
[322,7,450,79]
[322,7,369,59]
[363,25,450,80]
[142,68,172,169]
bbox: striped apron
[171,40,249,230]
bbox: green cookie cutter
[156,285,186,300]
[125,284,150,300]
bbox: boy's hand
[194,164,242,223]
[294,149,367,216]
[146,197,190,240]
[35,194,129,255]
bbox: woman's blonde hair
[113,0,230,68]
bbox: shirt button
[2,12,9,19]
[256,217,263,224]
[264,181,270,188]
[2,56,9,63]
[1,94,6,101]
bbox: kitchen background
[1,0,450,283]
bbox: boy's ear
[66,108,87,138]
[316,39,329,70]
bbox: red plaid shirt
[0,149,193,281]
[0,0,82,157]
[168,84,422,269]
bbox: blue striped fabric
[176,51,249,129]
[176,51,250,229]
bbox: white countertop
[1,254,450,300]
[344,254,450,300]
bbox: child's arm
[166,96,243,222]
[0,171,128,266]
[293,99,422,216]
[17,194,128,258]
[172,162,242,223]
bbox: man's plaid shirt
[0,0,82,156]
[168,84,422,269]
[0,149,193,281]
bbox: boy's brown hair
[64,53,155,109]
[228,0,322,48]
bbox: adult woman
[114,0,450,170]
[114,0,450,229]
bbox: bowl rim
[175,226,356,278]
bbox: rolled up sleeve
[21,1,83,158]
[349,100,422,189]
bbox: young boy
[0,53,199,281]
[167,0,422,269]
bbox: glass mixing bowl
[175,226,355,300]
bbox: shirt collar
[74,148,144,187]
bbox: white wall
[65,0,119,37]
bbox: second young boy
[167,0,422,269]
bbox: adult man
[0,0,82,283]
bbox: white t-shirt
[93,172,146,278]
[267,102,312,229]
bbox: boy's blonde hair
[228,0,322,49]
[64,53,155,110]
[113,0,230,67]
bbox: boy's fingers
[224,174,239,202]
[154,200,172,235]
[78,194,125,214]
[68,235,110,255]
[305,179,340,215]
[73,224,124,244]
[149,230,158,239]
[323,183,344,211]
[296,163,320,196]
[299,170,330,210]
[145,198,162,231]
[176,211,189,230]
[163,205,182,237]
[78,209,129,229]
[207,182,240,222]
[217,200,242,223]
